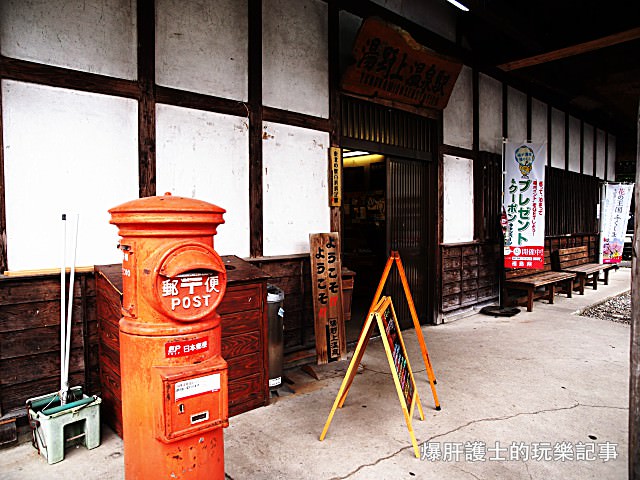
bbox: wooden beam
[630,99,640,480]
[137,0,156,198]
[0,56,140,99]
[328,0,342,235]
[498,27,640,71]
[579,120,584,174]
[526,93,532,142]
[262,107,331,132]
[0,63,6,275]
[547,103,552,168]
[248,0,263,257]
[472,67,479,153]
[156,86,248,117]
[565,112,570,171]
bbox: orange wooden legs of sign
[337,251,440,411]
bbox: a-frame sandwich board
[319,296,424,457]
[338,251,441,411]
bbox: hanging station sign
[341,17,462,110]
[503,143,547,269]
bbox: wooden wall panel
[248,255,314,352]
[440,242,500,313]
[441,234,598,315]
[0,272,97,414]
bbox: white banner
[600,183,634,264]
[503,143,547,269]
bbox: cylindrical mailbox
[109,193,228,480]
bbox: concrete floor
[1,268,632,479]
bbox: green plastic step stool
[27,388,102,464]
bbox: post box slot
[190,411,209,424]
[159,246,225,278]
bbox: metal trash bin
[267,285,285,389]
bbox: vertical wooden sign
[320,296,424,458]
[329,147,342,207]
[310,233,346,364]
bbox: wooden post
[630,100,640,480]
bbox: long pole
[630,101,640,479]
[500,139,507,307]
[62,214,79,405]
[60,214,67,404]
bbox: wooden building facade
[0,0,621,440]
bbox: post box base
[27,388,102,464]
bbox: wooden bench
[503,252,577,312]
[553,246,618,294]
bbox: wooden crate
[95,256,270,438]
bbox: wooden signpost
[320,296,424,457]
[310,233,347,364]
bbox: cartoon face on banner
[515,145,535,178]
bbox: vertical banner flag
[503,143,547,269]
[600,183,634,264]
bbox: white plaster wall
[479,74,502,154]
[443,65,472,149]
[370,0,457,42]
[531,98,547,144]
[156,0,248,101]
[607,134,616,180]
[596,129,606,179]
[551,108,565,169]
[263,0,329,118]
[0,0,136,79]
[568,116,581,172]
[156,104,250,257]
[443,155,474,243]
[507,87,527,143]
[583,124,594,175]
[2,80,138,271]
[262,122,330,256]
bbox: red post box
[109,193,228,479]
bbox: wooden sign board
[337,251,441,415]
[378,297,414,408]
[320,296,424,458]
[342,17,462,110]
[309,233,347,364]
[329,147,342,207]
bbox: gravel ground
[580,290,632,325]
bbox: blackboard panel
[378,301,414,408]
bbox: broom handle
[60,214,67,403]
[62,214,79,404]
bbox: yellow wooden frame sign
[340,251,441,411]
[320,296,424,458]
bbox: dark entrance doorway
[342,152,435,342]
[341,150,387,342]
[339,95,438,341]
